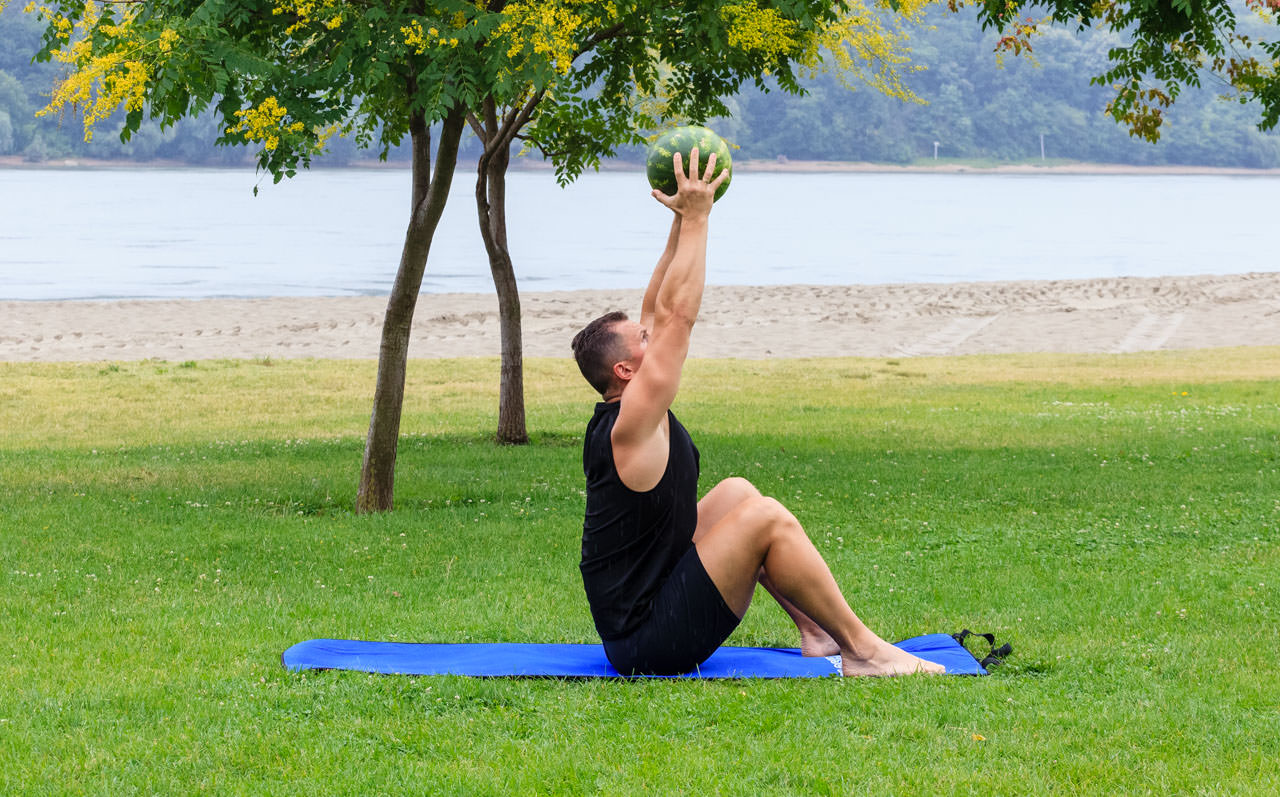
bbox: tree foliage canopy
[16,0,927,182]
[961,0,1280,140]
[5,2,1280,166]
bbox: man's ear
[613,360,634,384]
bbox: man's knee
[706,495,803,566]
[743,496,801,539]
[717,476,761,503]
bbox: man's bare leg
[696,478,838,656]
[758,570,840,657]
[695,495,944,677]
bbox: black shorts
[602,545,742,676]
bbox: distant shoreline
[4,154,1280,177]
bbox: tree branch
[466,112,487,141]
[483,88,544,160]
[502,89,544,149]
[476,95,500,181]
[575,22,629,59]
[500,101,522,134]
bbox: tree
[19,0,926,509]
[954,0,1280,141]
[21,0,537,510]
[0,109,13,153]
[0,70,29,152]
[464,0,929,444]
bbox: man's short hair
[571,310,629,396]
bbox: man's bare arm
[612,149,727,491]
[640,215,681,331]
[650,212,707,340]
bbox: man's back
[580,401,700,641]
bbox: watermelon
[646,125,733,202]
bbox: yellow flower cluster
[720,1,799,60]
[39,51,150,141]
[800,0,926,102]
[229,97,305,151]
[24,1,79,41]
[401,18,459,54]
[495,0,585,74]
[158,28,180,53]
[31,2,162,142]
[402,19,429,53]
[271,0,344,36]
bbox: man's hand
[652,147,728,219]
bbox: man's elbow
[655,301,698,331]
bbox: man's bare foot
[799,627,840,658]
[840,640,946,677]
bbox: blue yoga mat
[281,634,988,678]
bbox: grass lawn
[2,350,1278,794]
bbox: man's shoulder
[587,401,620,432]
[585,402,621,457]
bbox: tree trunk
[475,110,529,445]
[356,108,466,513]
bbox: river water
[1,167,1274,300]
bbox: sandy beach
[3,272,1278,362]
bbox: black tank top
[580,401,701,640]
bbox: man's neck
[602,381,626,403]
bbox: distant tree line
[717,5,1280,167]
[4,4,1279,168]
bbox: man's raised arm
[639,215,680,332]
[611,149,727,491]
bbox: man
[571,148,944,677]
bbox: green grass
[2,352,1278,794]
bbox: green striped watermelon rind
[646,125,733,202]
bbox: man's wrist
[678,218,709,238]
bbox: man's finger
[708,164,729,189]
[703,152,718,182]
[688,146,700,181]
[651,188,676,209]
[671,151,684,186]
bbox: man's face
[614,319,650,376]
